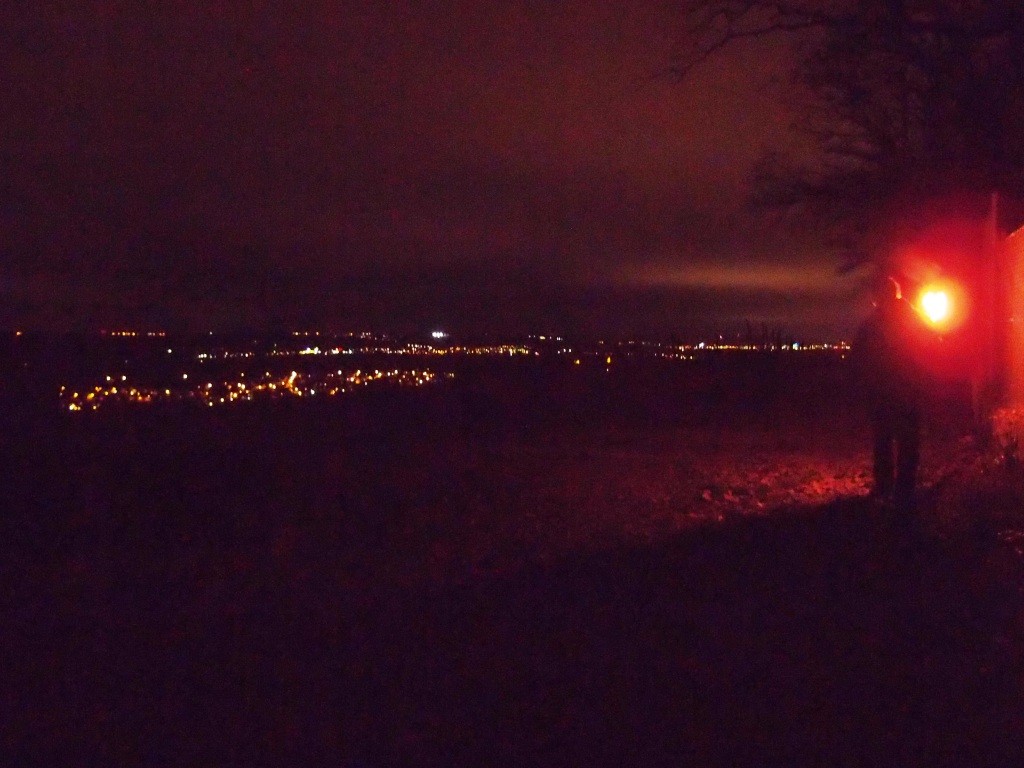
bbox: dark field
[4,355,1024,766]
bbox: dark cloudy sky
[0,1,862,337]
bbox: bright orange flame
[920,289,950,324]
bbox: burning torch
[911,279,965,333]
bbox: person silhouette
[853,273,933,511]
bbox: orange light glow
[920,289,950,324]
[911,277,969,332]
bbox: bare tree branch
[674,0,1024,266]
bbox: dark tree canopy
[676,1,1024,265]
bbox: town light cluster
[61,368,445,412]
[258,343,534,358]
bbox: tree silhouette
[675,1,1024,265]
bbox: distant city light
[61,368,447,412]
[55,332,855,414]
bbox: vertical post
[970,192,1002,435]
[1007,224,1024,404]
[990,191,1010,406]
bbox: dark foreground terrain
[4,357,1024,766]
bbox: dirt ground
[4,362,1024,766]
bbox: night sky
[1,1,861,337]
